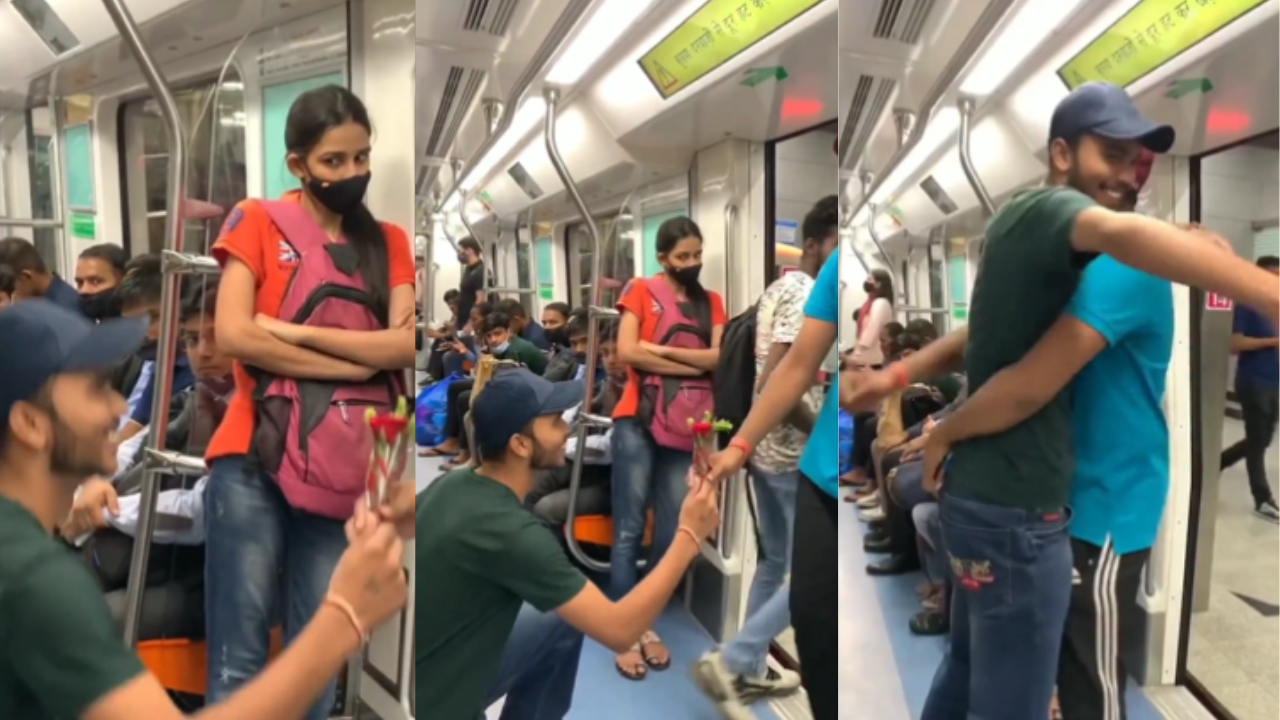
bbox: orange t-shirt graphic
[611,275,726,420]
[204,190,415,462]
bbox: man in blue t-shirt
[707,243,839,720]
[1221,255,1280,522]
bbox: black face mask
[305,172,371,215]
[863,280,876,293]
[79,289,122,322]
[458,253,468,264]
[667,264,703,288]
[137,340,158,362]
[573,351,588,364]
[545,327,569,348]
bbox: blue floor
[839,488,1167,720]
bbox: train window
[928,253,946,331]
[24,131,58,271]
[121,77,246,256]
[565,215,634,310]
[516,235,535,311]
[11,0,80,56]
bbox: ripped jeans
[204,456,348,720]
[609,418,693,601]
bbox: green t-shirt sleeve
[1027,187,1098,271]
[2,552,145,718]
[485,514,587,612]
[521,342,548,375]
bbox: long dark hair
[285,85,390,325]
[869,268,895,306]
[655,216,710,319]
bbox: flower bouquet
[364,396,412,509]
[688,410,734,485]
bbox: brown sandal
[639,630,670,671]
[615,643,647,681]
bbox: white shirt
[852,297,894,366]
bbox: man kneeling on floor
[416,369,723,720]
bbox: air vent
[423,66,486,158]
[871,0,937,45]
[507,162,544,201]
[840,74,896,170]
[461,0,522,37]
[919,175,958,215]
[12,0,80,56]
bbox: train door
[1177,131,1279,720]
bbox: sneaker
[690,652,757,720]
[1255,498,1280,523]
[736,666,802,701]
[856,491,880,509]
[859,506,885,522]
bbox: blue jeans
[921,494,1072,720]
[609,418,693,599]
[481,604,584,720]
[912,502,946,581]
[722,466,797,677]
[204,456,347,720]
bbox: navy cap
[1050,82,1175,153]
[471,369,584,460]
[0,300,147,426]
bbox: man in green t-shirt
[484,311,548,375]
[415,369,722,719]
[845,83,1280,720]
[0,300,411,720]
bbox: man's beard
[47,408,114,482]
[528,436,564,470]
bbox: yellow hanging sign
[638,0,823,99]
[1057,0,1268,91]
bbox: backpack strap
[642,276,677,308]
[259,200,335,254]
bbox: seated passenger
[496,297,550,351]
[524,321,625,525]
[114,254,197,445]
[483,310,549,374]
[542,301,572,349]
[415,369,722,719]
[60,279,232,640]
[440,300,492,378]
[910,501,949,636]
[0,263,14,309]
[0,236,80,314]
[0,300,409,720]
[75,243,127,322]
[422,288,460,383]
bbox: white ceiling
[0,0,342,105]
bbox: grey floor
[1183,418,1279,720]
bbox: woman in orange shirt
[204,86,415,720]
[610,217,726,679]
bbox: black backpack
[713,303,759,438]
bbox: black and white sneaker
[1254,498,1280,523]
[691,650,800,719]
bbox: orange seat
[138,628,284,696]
[572,511,654,547]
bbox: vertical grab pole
[103,0,190,647]
[958,96,996,217]
[544,86,611,572]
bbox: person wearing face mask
[496,297,550,350]
[610,216,726,679]
[75,243,127,322]
[851,268,896,368]
[202,85,415,720]
[542,301,572,349]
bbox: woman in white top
[852,268,895,367]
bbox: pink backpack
[633,277,715,452]
[248,201,404,520]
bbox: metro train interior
[415,0,837,718]
[0,0,414,718]
[839,0,1278,719]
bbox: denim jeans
[912,501,946,581]
[921,494,1072,720]
[204,456,348,720]
[722,465,797,677]
[609,418,693,599]
[481,604,585,720]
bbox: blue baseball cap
[1049,82,1175,153]
[0,300,147,426]
[471,369,584,460]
